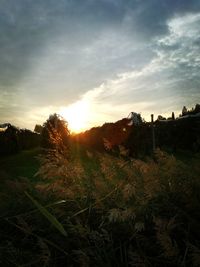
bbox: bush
[41,113,70,154]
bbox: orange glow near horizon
[59,100,90,133]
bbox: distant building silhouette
[127,112,142,125]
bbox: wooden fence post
[151,114,156,151]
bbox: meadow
[0,142,200,266]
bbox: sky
[0,0,200,132]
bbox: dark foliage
[180,103,200,117]
[75,118,132,151]
[41,113,70,153]
[74,104,200,157]
[34,124,43,134]
[0,125,40,156]
[155,116,200,152]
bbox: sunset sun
[59,100,90,133]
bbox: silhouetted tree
[19,129,40,150]
[41,114,70,153]
[4,125,20,154]
[34,124,43,134]
[172,112,175,120]
[157,115,166,121]
[195,104,200,113]
[182,106,187,116]
[76,118,132,152]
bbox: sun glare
[59,100,90,133]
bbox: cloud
[79,12,200,123]
[1,0,199,88]
[0,1,200,129]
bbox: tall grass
[0,146,200,266]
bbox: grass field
[0,146,200,266]
[0,148,41,181]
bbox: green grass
[0,148,41,181]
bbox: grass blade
[25,191,67,237]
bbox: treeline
[1,103,200,157]
[126,116,200,157]
[0,124,40,156]
[180,103,200,117]
[0,114,70,156]
[127,104,200,156]
[75,118,132,151]
[154,116,200,152]
[157,103,200,120]
[75,104,200,157]
[75,119,152,157]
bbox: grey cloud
[0,0,200,128]
[1,0,199,88]
[87,11,200,116]
[120,0,200,40]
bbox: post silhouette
[151,114,155,151]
